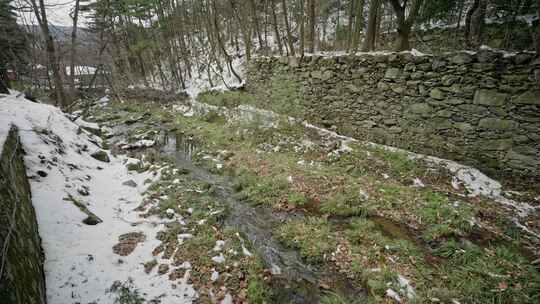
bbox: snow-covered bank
[0,93,196,303]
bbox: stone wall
[0,126,47,303]
[246,51,540,178]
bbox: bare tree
[308,0,316,53]
[69,0,81,97]
[30,0,68,107]
[281,0,296,56]
[362,0,381,51]
[388,0,424,51]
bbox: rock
[513,53,533,65]
[441,75,460,86]
[513,91,540,105]
[454,122,474,132]
[346,84,361,93]
[36,170,48,177]
[477,50,499,63]
[506,151,540,169]
[83,215,102,225]
[158,264,170,275]
[383,118,398,126]
[429,88,445,100]
[477,139,513,151]
[77,186,90,196]
[384,68,400,80]
[444,98,465,105]
[473,90,508,106]
[409,103,432,115]
[451,52,473,64]
[91,150,110,163]
[432,59,446,71]
[122,180,137,187]
[478,118,515,130]
[126,162,141,171]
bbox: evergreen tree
[0,0,26,93]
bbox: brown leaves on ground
[112,232,146,256]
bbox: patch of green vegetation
[320,184,373,217]
[287,192,309,207]
[197,90,256,108]
[320,293,366,304]
[108,279,145,304]
[234,170,289,206]
[246,269,270,303]
[419,191,474,241]
[426,242,540,303]
[276,217,337,264]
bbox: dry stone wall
[0,126,47,304]
[246,51,540,178]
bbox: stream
[160,131,364,303]
[110,120,365,303]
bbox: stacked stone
[246,50,540,178]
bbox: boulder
[91,150,110,163]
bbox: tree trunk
[465,0,479,47]
[346,0,355,52]
[469,0,487,48]
[308,0,316,53]
[69,0,80,96]
[281,0,296,56]
[270,0,284,55]
[299,0,305,56]
[352,0,364,51]
[0,68,9,94]
[396,24,411,51]
[248,0,265,52]
[534,14,540,53]
[388,0,424,51]
[362,0,381,51]
[31,0,68,108]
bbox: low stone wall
[246,51,540,178]
[0,126,47,303]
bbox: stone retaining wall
[246,51,540,178]
[0,126,47,303]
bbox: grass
[89,94,540,304]
[108,279,145,304]
[276,217,337,264]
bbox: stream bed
[111,121,365,303]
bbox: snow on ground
[0,93,197,303]
[183,55,245,99]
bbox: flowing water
[107,114,364,302]
[158,131,364,303]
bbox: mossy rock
[91,150,110,162]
